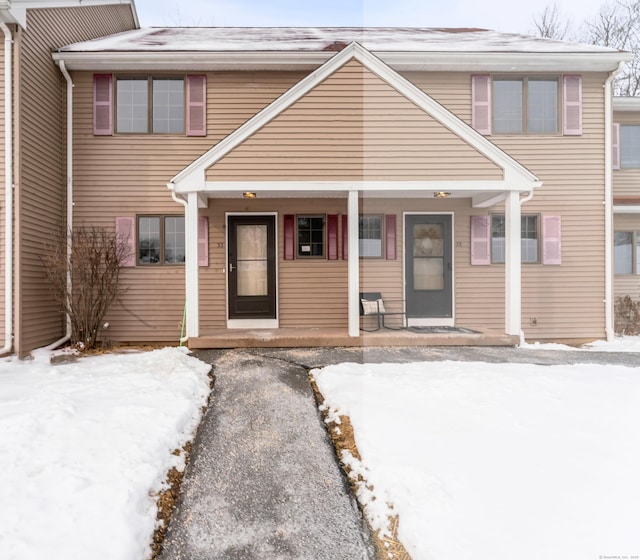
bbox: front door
[228,215,276,320]
[405,214,453,322]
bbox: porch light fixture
[243,192,257,199]
[433,191,451,198]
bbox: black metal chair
[359,292,407,331]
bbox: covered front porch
[168,41,542,345]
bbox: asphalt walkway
[160,344,640,560]
[159,350,375,560]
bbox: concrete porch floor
[188,327,518,349]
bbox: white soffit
[2,0,138,28]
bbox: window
[137,216,185,265]
[116,77,185,134]
[297,215,325,257]
[359,215,383,257]
[614,231,640,274]
[491,215,539,263]
[493,77,558,134]
[620,125,640,168]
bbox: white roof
[59,26,620,54]
[53,27,632,73]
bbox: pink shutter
[470,215,491,265]
[542,215,562,265]
[327,214,338,260]
[341,214,348,260]
[93,74,113,136]
[116,217,135,267]
[613,122,621,170]
[284,214,295,260]
[563,75,582,136]
[187,75,206,136]
[472,75,491,135]
[198,216,209,266]
[385,214,396,260]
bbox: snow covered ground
[313,343,640,560]
[0,347,211,560]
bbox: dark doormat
[409,326,480,334]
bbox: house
[613,96,640,304]
[1,13,635,355]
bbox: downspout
[44,59,73,350]
[170,187,189,344]
[0,20,13,355]
[605,62,626,342]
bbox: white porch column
[348,189,360,336]
[185,191,200,338]
[505,190,521,336]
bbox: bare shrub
[41,226,130,350]
[614,295,640,335]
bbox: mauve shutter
[385,214,396,260]
[470,215,491,265]
[187,75,206,136]
[116,217,135,267]
[613,122,621,170]
[198,216,209,266]
[94,74,113,136]
[341,214,348,260]
[542,215,562,265]
[327,214,338,260]
[563,75,582,136]
[472,75,491,135]
[284,214,295,260]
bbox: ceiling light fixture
[243,192,257,199]
[433,191,451,198]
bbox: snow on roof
[57,27,622,54]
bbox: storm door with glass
[404,214,453,320]
[227,215,276,319]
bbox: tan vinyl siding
[613,111,640,199]
[75,64,609,342]
[73,70,304,342]
[14,5,136,355]
[207,60,503,182]
[470,73,609,339]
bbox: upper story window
[472,74,582,136]
[493,78,558,134]
[93,74,206,137]
[618,125,640,168]
[116,78,185,134]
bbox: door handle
[229,263,235,272]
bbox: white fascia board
[613,97,640,112]
[378,51,633,72]
[614,205,640,214]
[52,51,329,71]
[53,49,631,73]
[194,180,541,194]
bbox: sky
[133,0,608,36]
